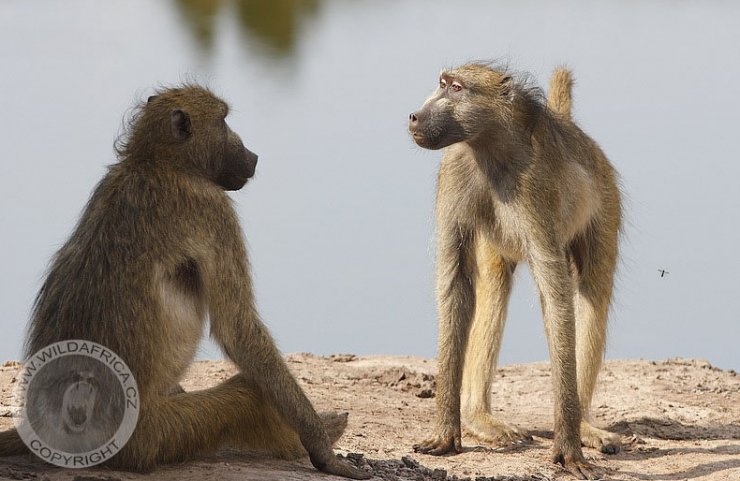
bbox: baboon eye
[451,82,463,92]
[439,79,447,89]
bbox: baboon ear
[147,95,159,104]
[170,109,191,141]
[500,76,514,99]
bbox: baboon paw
[581,421,621,454]
[320,456,372,480]
[318,411,349,445]
[552,452,602,480]
[413,430,462,456]
[465,414,532,446]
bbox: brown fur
[408,64,621,479]
[0,85,368,479]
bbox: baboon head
[408,63,514,150]
[119,85,258,191]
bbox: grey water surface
[0,1,738,370]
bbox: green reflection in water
[172,0,321,57]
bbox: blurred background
[0,1,738,370]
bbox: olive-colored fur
[409,65,621,479]
[0,85,368,479]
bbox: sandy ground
[0,355,738,481]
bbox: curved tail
[0,428,30,456]
[547,67,574,120]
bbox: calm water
[1,1,738,370]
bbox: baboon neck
[464,131,529,202]
[467,131,523,170]
[511,90,548,141]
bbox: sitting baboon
[0,85,368,479]
[408,64,621,479]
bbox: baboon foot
[552,446,602,480]
[464,412,532,446]
[316,455,372,479]
[413,426,462,456]
[318,411,349,445]
[581,420,621,454]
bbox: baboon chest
[484,197,528,261]
[468,168,529,260]
[440,157,529,260]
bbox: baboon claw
[553,453,603,480]
[413,434,462,456]
[317,456,371,480]
[567,463,602,480]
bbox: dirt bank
[0,356,737,480]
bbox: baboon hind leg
[461,237,529,446]
[0,428,29,457]
[571,220,621,454]
[109,375,346,472]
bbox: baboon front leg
[207,254,369,479]
[461,237,529,445]
[529,244,598,480]
[414,226,475,455]
[571,224,621,454]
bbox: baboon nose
[409,112,418,123]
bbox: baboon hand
[314,455,372,479]
[412,426,462,456]
[552,451,602,480]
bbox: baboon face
[145,87,259,191]
[211,125,259,191]
[408,64,513,150]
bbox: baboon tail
[0,428,29,456]
[547,67,573,120]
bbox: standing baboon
[0,85,368,479]
[408,64,621,479]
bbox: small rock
[417,388,435,398]
[432,468,448,479]
[347,452,366,466]
[331,354,358,363]
[401,456,420,469]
